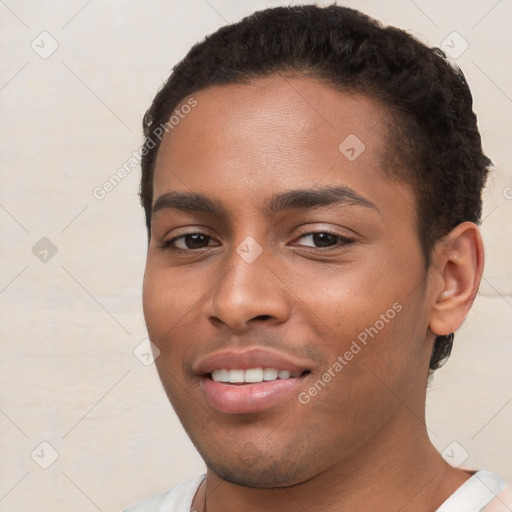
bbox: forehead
[153,74,411,217]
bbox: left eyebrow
[262,186,380,217]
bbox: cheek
[142,262,204,328]
[293,261,399,336]
[142,260,221,379]
[142,270,195,401]
[142,269,169,336]
[295,257,423,383]
[142,265,192,363]
[298,300,419,445]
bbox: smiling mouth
[200,364,311,414]
[208,368,310,384]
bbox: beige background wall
[0,1,510,510]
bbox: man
[125,5,511,511]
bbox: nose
[206,245,290,333]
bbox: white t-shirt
[123,470,512,512]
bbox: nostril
[254,315,271,321]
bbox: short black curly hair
[139,4,491,372]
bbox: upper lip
[194,347,312,375]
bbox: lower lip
[200,375,307,414]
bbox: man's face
[143,75,435,487]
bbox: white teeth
[244,368,263,383]
[263,368,279,381]
[212,369,229,382]
[211,367,299,384]
[228,369,244,383]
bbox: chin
[204,456,311,488]
[194,436,322,488]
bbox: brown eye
[295,231,354,248]
[163,233,218,250]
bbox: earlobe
[429,222,484,337]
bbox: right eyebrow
[151,192,229,219]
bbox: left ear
[429,221,485,336]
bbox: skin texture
[142,74,484,512]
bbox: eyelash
[159,230,355,252]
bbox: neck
[193,412,472,512]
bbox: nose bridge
[207,236,289,331]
